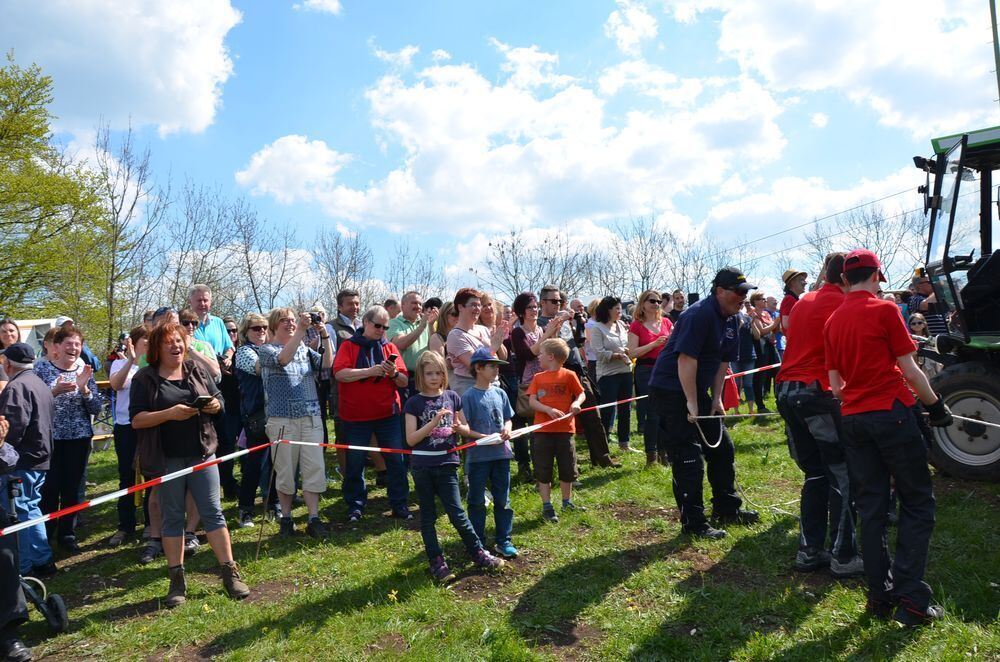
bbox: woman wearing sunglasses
[233,313,278,527]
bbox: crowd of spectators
[0,260,957,651]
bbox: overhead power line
[705,187,914,261]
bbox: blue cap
[469,346,508,366]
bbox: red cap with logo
[843,249,887,282]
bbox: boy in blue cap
[462,347,518,558]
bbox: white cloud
[665,0,996,136]
[431,49,452,62]
[810,112,829,128]
[293,0,342,15]
[235,135,352,204]
[372,42,420,68]
[236,43,787,236]
[0,0,241,136]
[598,59,709,106]
[605,0,659,56]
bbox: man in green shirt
[388,291,438,398]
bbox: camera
[309,312,322,324]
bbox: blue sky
[3,0,998,292]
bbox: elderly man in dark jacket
[0,342,49,661]
[0,343,55,579]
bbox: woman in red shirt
[627,290,674,466]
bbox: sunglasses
[278,317,296,325]
[369,322,389,330]
[647,299,662,305]
[249,325,267,332]
[181,320,198,327]
[542,298,564,304]
[910,321,926,326]
[226,328,238,334]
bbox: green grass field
[22,414,1000,661]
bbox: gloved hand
[925,396,953,427]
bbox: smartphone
[188,395,214,409]
[386,353,398,363]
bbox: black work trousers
[566,362,614,467]
[776,381,857,560]
[842,400,935,608]
[650,386,741,529]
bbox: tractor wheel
[928,362,1000,482]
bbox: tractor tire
[928,362,1000,482]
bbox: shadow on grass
[202,553,430,654]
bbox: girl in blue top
[404,351,504,582]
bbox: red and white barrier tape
[0,394,646,538]
[0,441,273,539]
[726,362,781,380]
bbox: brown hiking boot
[220,561,250,600]
[165,565,187,608]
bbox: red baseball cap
[843,249,887,282]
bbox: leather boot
[658,451,670,467]
[220,561,250,600]
[165,565,187,608]
[645,452,657,467]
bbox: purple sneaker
[471,548,505,570]
[429,555,455,583]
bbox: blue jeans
[598,371,633,445]
[342,415,409,514]
[0,471,53,573]
[412,465,482,559]
[730,360,755,407]
[466,459,513,546]
[634,363,666,455]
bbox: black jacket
[0,369,54,471]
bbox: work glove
[925,396,953,427]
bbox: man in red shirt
[775,253,863,579]
[333,305,411,523]
[824,249,953,627]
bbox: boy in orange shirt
[527,338,586,522]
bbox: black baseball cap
[712,267,757,293]
[0,342,36,366]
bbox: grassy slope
[25,414,1000,661]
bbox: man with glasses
[537,285,619,469]
[333,306,411,522]
[259,308,335,537]
[648,267,760,539]
[389,292,439,399]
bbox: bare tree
[313,227,376,308]
[384,239,445,298]
[93,122,170,348]
[474,227,593,302]
[228,200,306,315]
[159,180,230,308]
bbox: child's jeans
[466,459,513,547]
[412,465,483,560]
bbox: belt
[778,380,823,396]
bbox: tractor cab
[912,127,1000,481]
[917,127,1000,348]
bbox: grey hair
[189,283,211,298]
[362,305,390,324]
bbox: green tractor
[912,126,1000,481]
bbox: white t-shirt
[110,358,140,424]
